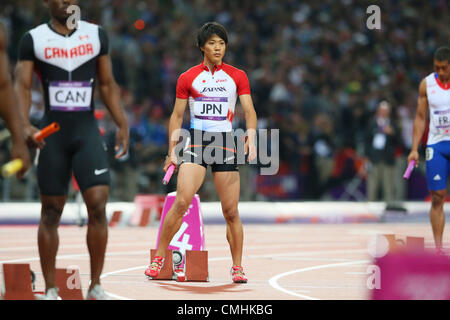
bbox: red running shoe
[231,265,248,283]
[145,256,165,278]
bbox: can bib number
[194,97,228,121]
[49,81,92,112]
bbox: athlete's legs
[430,189,446,250]
[155,163,206,258]
[213,171,243,266]
[425,144,448,250]
[82,185,109,291]
[38,195,67,292]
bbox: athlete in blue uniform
[408,46,450,254]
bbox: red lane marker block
[139,208,151,227]
[406,236,425,251]
[131,194,165,226]
[149,249,173,280]
[109,210,122,227]
[55,267,83,300]
[383,234,397,252]
[1,264,36,300]
[185,250,209,282]
[384,234,425,253]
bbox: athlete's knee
[172,197,191,216]
[86,202,107,225]
[431,192,446,208]
[83,187,108,225]
[41,203,64,227]
[223,207,239,224]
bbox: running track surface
[0,223,446,300]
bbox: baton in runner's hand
[403,160,416,180]
[33,122,60,141]
[162,164,175,185]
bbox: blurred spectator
[364,101,399,203]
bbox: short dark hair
[434,46,450,62]
[196,22,228,55]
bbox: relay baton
[403,160,416,180]
[1,158,23,178]
[1,123,60,177]
[33,122,60,141]
[162,164,175,185]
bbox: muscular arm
[0,25,30,177]
[97,54,129,158]
[239,94,258,162]
[412,79,428,152]
[13,60,33,127]
[167,98,187,158]
[408,79,428,165]
[0,26,25,144]
[14,59,44,150]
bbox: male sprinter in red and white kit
[0,23,30,178]
[145,22,257,283]
[15,0,129,299]
[408,46,450,255]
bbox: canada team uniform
[18,21,110,195]
[425,72,450,191]
[176,62,251,171]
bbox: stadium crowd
[0,0,448,202]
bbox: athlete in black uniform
[14,0,129,299]
[0,22,30,178]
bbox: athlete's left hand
[245,140,257,163]
[115,126,129,159]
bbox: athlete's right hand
[407,150,419,167]
[164,154,178,172]
[25,125,45,149]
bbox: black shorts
[180,129,239,172]
[37,112,110,195]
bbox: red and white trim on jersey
[426,72,450,144]
[29,21,103,72]
[435,72,450,91]
[176,62,251,132]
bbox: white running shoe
[86,284,110,300]
[34,287,62,300]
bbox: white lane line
[345,272,368,275]
[268,259,370,300]
[0,250,148,264]
[271,257,352,262]
[0,242,154,252]
[105,292,133,300]
[248,248,367,259]
[100,265,148,279]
